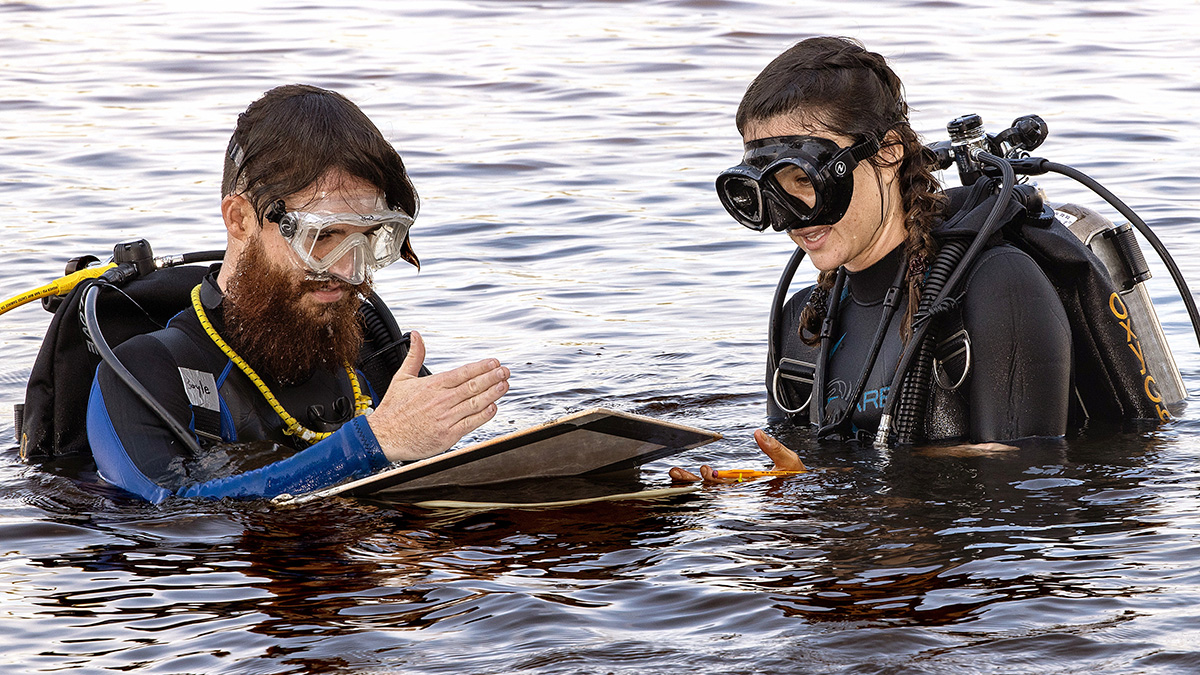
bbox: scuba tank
[1055,203,1187,413]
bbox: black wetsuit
[87,270,394,503]
[768,223,1073,444]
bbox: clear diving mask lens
[266,197,415,286]
[716,135,881,232]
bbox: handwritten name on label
[178,367,219,411]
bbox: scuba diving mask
[266,196,415,286]
[716,135,881,232]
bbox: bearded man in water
[87,84,510,503]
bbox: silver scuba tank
[1053,203,1187,416]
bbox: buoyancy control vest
[768,178,1185,442]
[942,180,1181,424]
[18,251,418,461]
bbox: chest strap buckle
[933,328,972,391]
[772,357,815,414]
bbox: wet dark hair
[221,84,420,265]
[737,36,943,344]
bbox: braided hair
[736,37,943,344]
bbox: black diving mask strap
[845,136,882,165]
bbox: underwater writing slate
[273,408,722,506]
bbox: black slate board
[273,408,721,506]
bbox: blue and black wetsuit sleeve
[87,333,390,503]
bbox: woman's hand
[669,429,806,484]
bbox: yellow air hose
[0,263,117,316]
[190,284,374,443]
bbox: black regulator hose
[893,238,970,443]
[767,248,808,382]
[876,151,1017,448]
[360,293,405,373]
[1035,161,1200,352]
[177,250,225,266]
[83,277,203,456]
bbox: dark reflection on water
[4,0,1200,672]
[9,428,1198,673]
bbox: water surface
[3,1,1200,672]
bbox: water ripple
[3,0,1200,672]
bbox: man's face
[259,172,386,314]
[222,171,379,383]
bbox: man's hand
[669,429,806,484]
[365,331,510,463]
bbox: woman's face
[743,117,907,272]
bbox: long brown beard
[223,237,369,384]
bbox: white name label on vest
[178,368,219,411]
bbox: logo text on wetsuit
[857,386,889,413]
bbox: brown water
[3,1,1200,672]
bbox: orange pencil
[711,469,806,481]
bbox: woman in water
[673,36,1072,481]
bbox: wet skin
[746,116,908,274]
[217,170,511,464]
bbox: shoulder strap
[152,320,227,443]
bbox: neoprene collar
[846,246,906,305]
